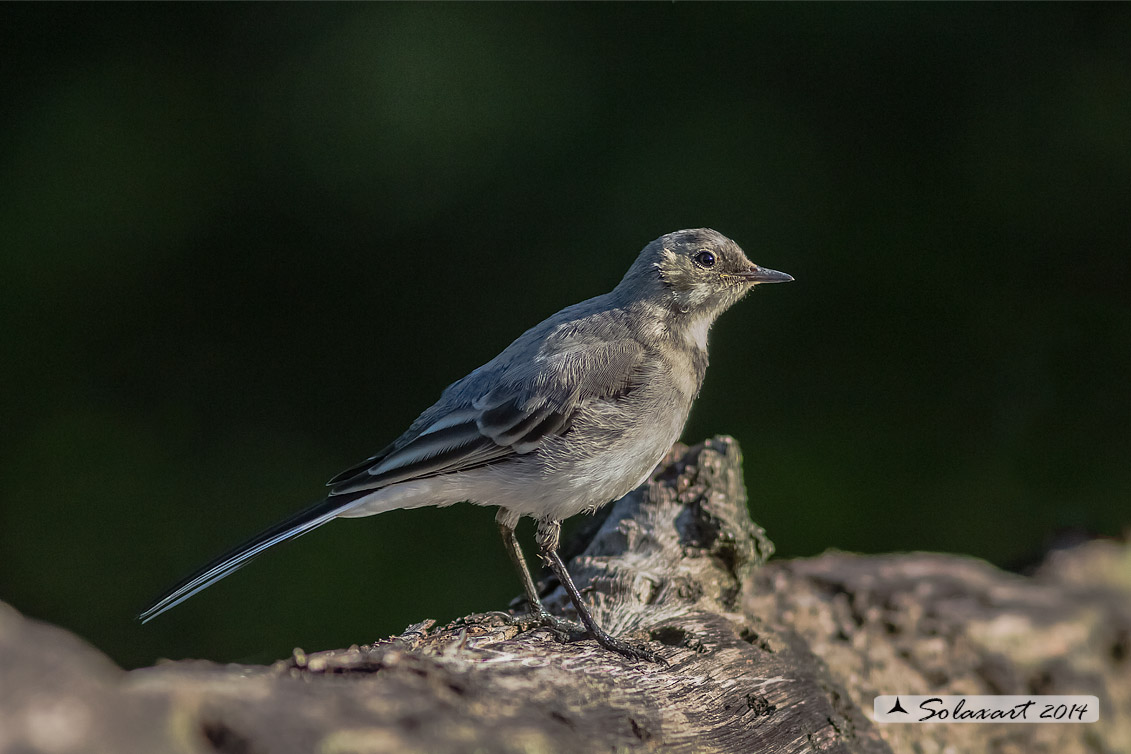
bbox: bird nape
[139,228,792,663]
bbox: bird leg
[535,519,665,664]
[495,517,584,636]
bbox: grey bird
[138,228,792,662]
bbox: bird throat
[684,310,714,351]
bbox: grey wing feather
[327,338,645,496]
[325,441,396,486]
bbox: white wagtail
[139,228,792,662]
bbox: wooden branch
[1,437,1127,754]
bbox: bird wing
[325,338,646,497]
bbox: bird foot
[504,608,587,639]
[586,626,667,665]
[504,608,666,665]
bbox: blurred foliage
[1,4,1128,671]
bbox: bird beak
[740,265,794,284]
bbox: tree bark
[1,437,1127,753]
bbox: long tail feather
[137,493,365,623]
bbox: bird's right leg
[495,509,584,636]
[536,519,664,664]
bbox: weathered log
[0,437,1127,753]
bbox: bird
[138,228,792,662]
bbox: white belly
[338,403,687,524]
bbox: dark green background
[2,4,1128,671]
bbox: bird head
[619,228,792,318]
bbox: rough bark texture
[1,437,1127,754]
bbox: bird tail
[137,492,368,624]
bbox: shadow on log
[1,437,1127,753]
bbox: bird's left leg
[493,509,583,636]
[535,519,664,664]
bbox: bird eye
[693,250,716,268]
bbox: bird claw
[588,629,668,665]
